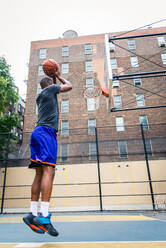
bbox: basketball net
[83,87,102,110]
[94,96,100,109]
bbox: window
[130,56,139,67]
[61,100,69,114]
[60,143,68,162]
[19,133,23,144]
[85,61,92,72]
[11,127,16,134]
[112,80,120,88]
[136,94,145,107]
[14,103,17,112]
[85,44,92,55]
[61,120,69,136]
[128,39,136,50]
[89,143,97,160]
[62,63,69,74]
[110,58,117,69]
[62,46,69,57]
[116,117,125,132]
[161,54,166,64]
[113,95,122,109]
[37,84,42,94]
[88,119,96,134]
[19,133,23,140]
[38,65,44,76]
[134,77,142,86]
[18,104,21,113]
[157,37,166,47]
[20,120,24,129]
[145,139,152,157]
[86,77,94,86]
[36,104,38,115]
[87,98,95,111]
[139,115,149,130]
[39,48,46,59]
[118,141,128,158]
[22,107,25,115]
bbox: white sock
[40,202,50,217]
[30,201,38,216]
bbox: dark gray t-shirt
[36,84,61,131]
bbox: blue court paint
[0,220,166,243]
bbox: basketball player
[23,68,72,236]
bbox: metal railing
[0,123,166,213]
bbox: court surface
[0,212,166,248]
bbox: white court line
[0,241,166,245]
[15,244,43,247]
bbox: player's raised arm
[56,75,72,93]
[42,59,72,92]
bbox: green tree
[0,57,20,158]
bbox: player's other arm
[53,67,72,92]
[56,76,72,93]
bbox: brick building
[24,27,166,163]
[1,27,166,212]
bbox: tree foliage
[0,57,20,158]
[0,57,18,114]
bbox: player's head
[40,77,53,89]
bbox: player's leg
[31,167,43,202]
[23,129,45,234]
[31,126,59,236]
[41,165,55,202]
[30,167,43,216]
[33,165,59,236]
[23,166,45,234]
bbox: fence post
[95,127,103,211]
[140,124,155,211]
[1,132,10,214]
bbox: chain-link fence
[0,123,166,213]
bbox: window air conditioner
[160,42,166,47]
[109,43,115,52]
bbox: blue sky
[0,0,166,98]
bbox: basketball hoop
[83,86,109,110]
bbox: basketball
[42,59,60,77]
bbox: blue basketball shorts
[29,126,58,168]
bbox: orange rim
[83,86,109,98]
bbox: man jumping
[23,68,72,236]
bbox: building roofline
[31,26,166,44]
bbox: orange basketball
[42,59,59,77]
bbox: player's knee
[43,166,55,179]
[35,168,43,180]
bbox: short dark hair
[40,77,52,89]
